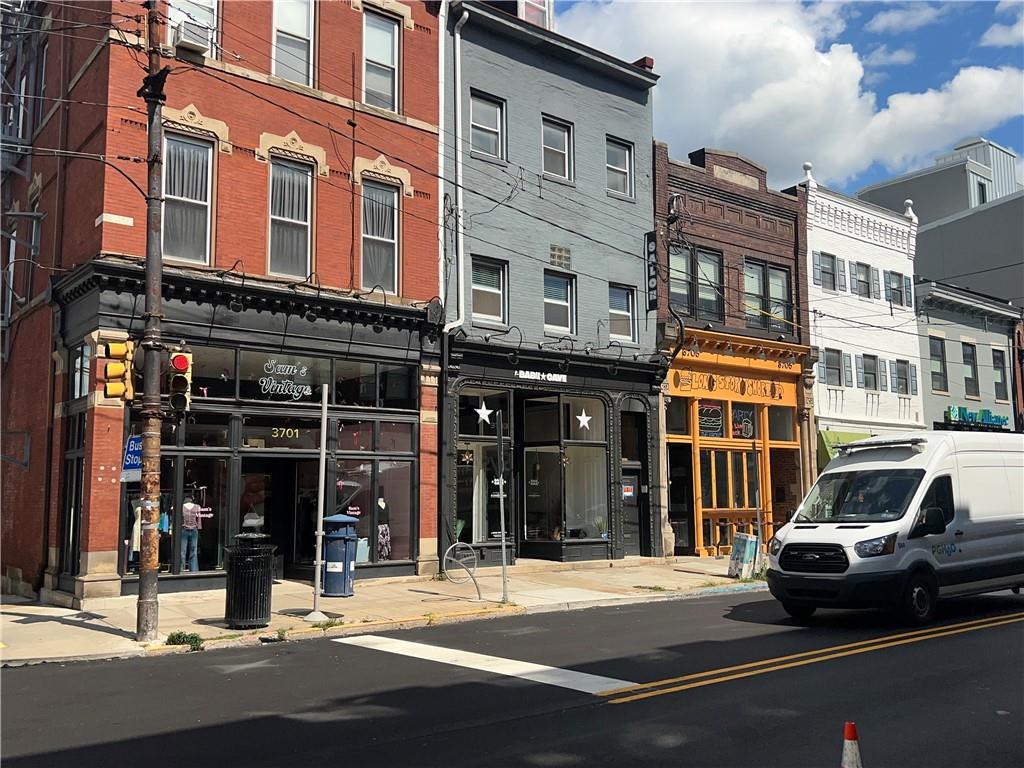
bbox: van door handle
[954,530,964,537]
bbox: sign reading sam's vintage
[260,359,314,400]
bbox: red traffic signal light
[167,349,193,413]
[169,352,191,373]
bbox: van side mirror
[910,506,946,539]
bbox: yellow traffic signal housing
[167,349,193,413]
[102,341,135,401]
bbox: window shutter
[909,363,918,395]
[889,359,898,391]
[904,275,913,307]
[883,270,892,302]
[817,347,826,382]
[848,261,856,293]
[842,353,854,387]
[879,358,888,391]
[837,258,847,291]
[870,267,881,299]
[812,251,822,286]
[855,355,864,387]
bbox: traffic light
[167,347,193,413]
[102,341,135,401]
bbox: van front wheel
[781,602,816,620]
[902,572,937,625]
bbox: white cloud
[863,45,916,67]
[556,1,1024,186]
[981,1,1024,47]
[864,3,951,34]
[863,70,890,87]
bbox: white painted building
[800,163,925,466]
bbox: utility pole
[135,0,169,642]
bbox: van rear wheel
[902,572,937,625]
[781,601,816,621]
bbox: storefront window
[698,399,725,438]
[620,408,646,463]
[337,459,372,562]
[666,397,689,435]
[456,441,511,544]
[699,449,712,509]
[338,419,374,451]
[524,396,559,443]
[335,360,376,407]
[378,460,413,561]
[732,451,745,507]
[768,406,795,441]
[714,451,728,509]
[191,346,236,399]
[524,446,561,540]
[184,412,230,447]
[746,452,760,508]
[181,457,229,571]
[380,364,416,410]
[125,456,176,575]
[564,445,608,539]
[731,403,757,439]
[380,422,414,453]
[238,351,330,404]
[563,396,606,441]
[459,388,510,437]
[241,415,321,449]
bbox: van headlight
[854,533,897,558]
[768,536,783,556]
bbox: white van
[767,432,1024,624]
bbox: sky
[555,1,1024,194]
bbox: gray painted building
[916,281,1019,432]
[438,1,663,564]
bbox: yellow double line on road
[599,611,1024,705]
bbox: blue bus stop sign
[121,435,143,482]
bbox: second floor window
[744,261,791,333]
[993,348,1008,401]
[163,135,212,264]
[470,94,503,158]
[886,270,904,305]
[962,342,979,397]
[608,285,636,342]
[862,354,878,390]
[824,348,842,386]
[895,359,910,395]
[471,258,505,324]
[361,181,398,293]
[364,11,398,111]
[269,159,311,277]
[274,0,312,86]
[929,337,947,391]
[669,246,723,322]
[820,253,837,291]
[544,272,574,333]
[542,118,572,180]
[606,137,632,196]
[853,262,871,298]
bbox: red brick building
[1,0,442,605]
[653,144,815,556]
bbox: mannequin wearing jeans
[181,499,212,572]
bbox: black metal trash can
[224,533,276,629]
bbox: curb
[522,581,769,615]
[1,647,146,668]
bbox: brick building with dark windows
[653,144,814,557]
[1,0,442,605]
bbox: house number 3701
[271,427,300,438]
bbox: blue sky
[557,1,1024,194]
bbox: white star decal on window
[475,404,493,424]
[576,409,592,430]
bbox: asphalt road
[3,591,1022,768]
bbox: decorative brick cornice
[257,131,329,177]
[354,154,414,197]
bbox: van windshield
[795,469,925,523]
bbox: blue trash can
[322,513,358,597]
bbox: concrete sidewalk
[1,557,764,665]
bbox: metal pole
[136,1,166,642]
[497,410,509,604]
[305,385,329,622]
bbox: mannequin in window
[377,496,391,561]
[181,494,213,572]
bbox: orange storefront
[663,331,811,556]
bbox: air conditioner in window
[173,21,210,55]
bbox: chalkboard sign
[732,403,757,439]
[698,400,725,438]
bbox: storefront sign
[674,369,783,400]
[259,359,314,400]
[698,401,725,438]
[945,405,1009,428]
[120,435,142,483]
[515,369,568,384]
[644,231,658,312]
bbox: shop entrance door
[667,444,694,553]
[240,457,320,581]
[621,468,642,556]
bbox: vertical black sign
[645,231,658,312]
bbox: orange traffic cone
[841,721,864,768]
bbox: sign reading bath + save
[120,434,143,483]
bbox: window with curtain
[609,285,636,342]
[364,11,398,111]
[269,158,311,277]
[543,272,574,332]
[362,180,398,293]
[274,0,311,85]
[163,135,211,263]
[472,258,505,323]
